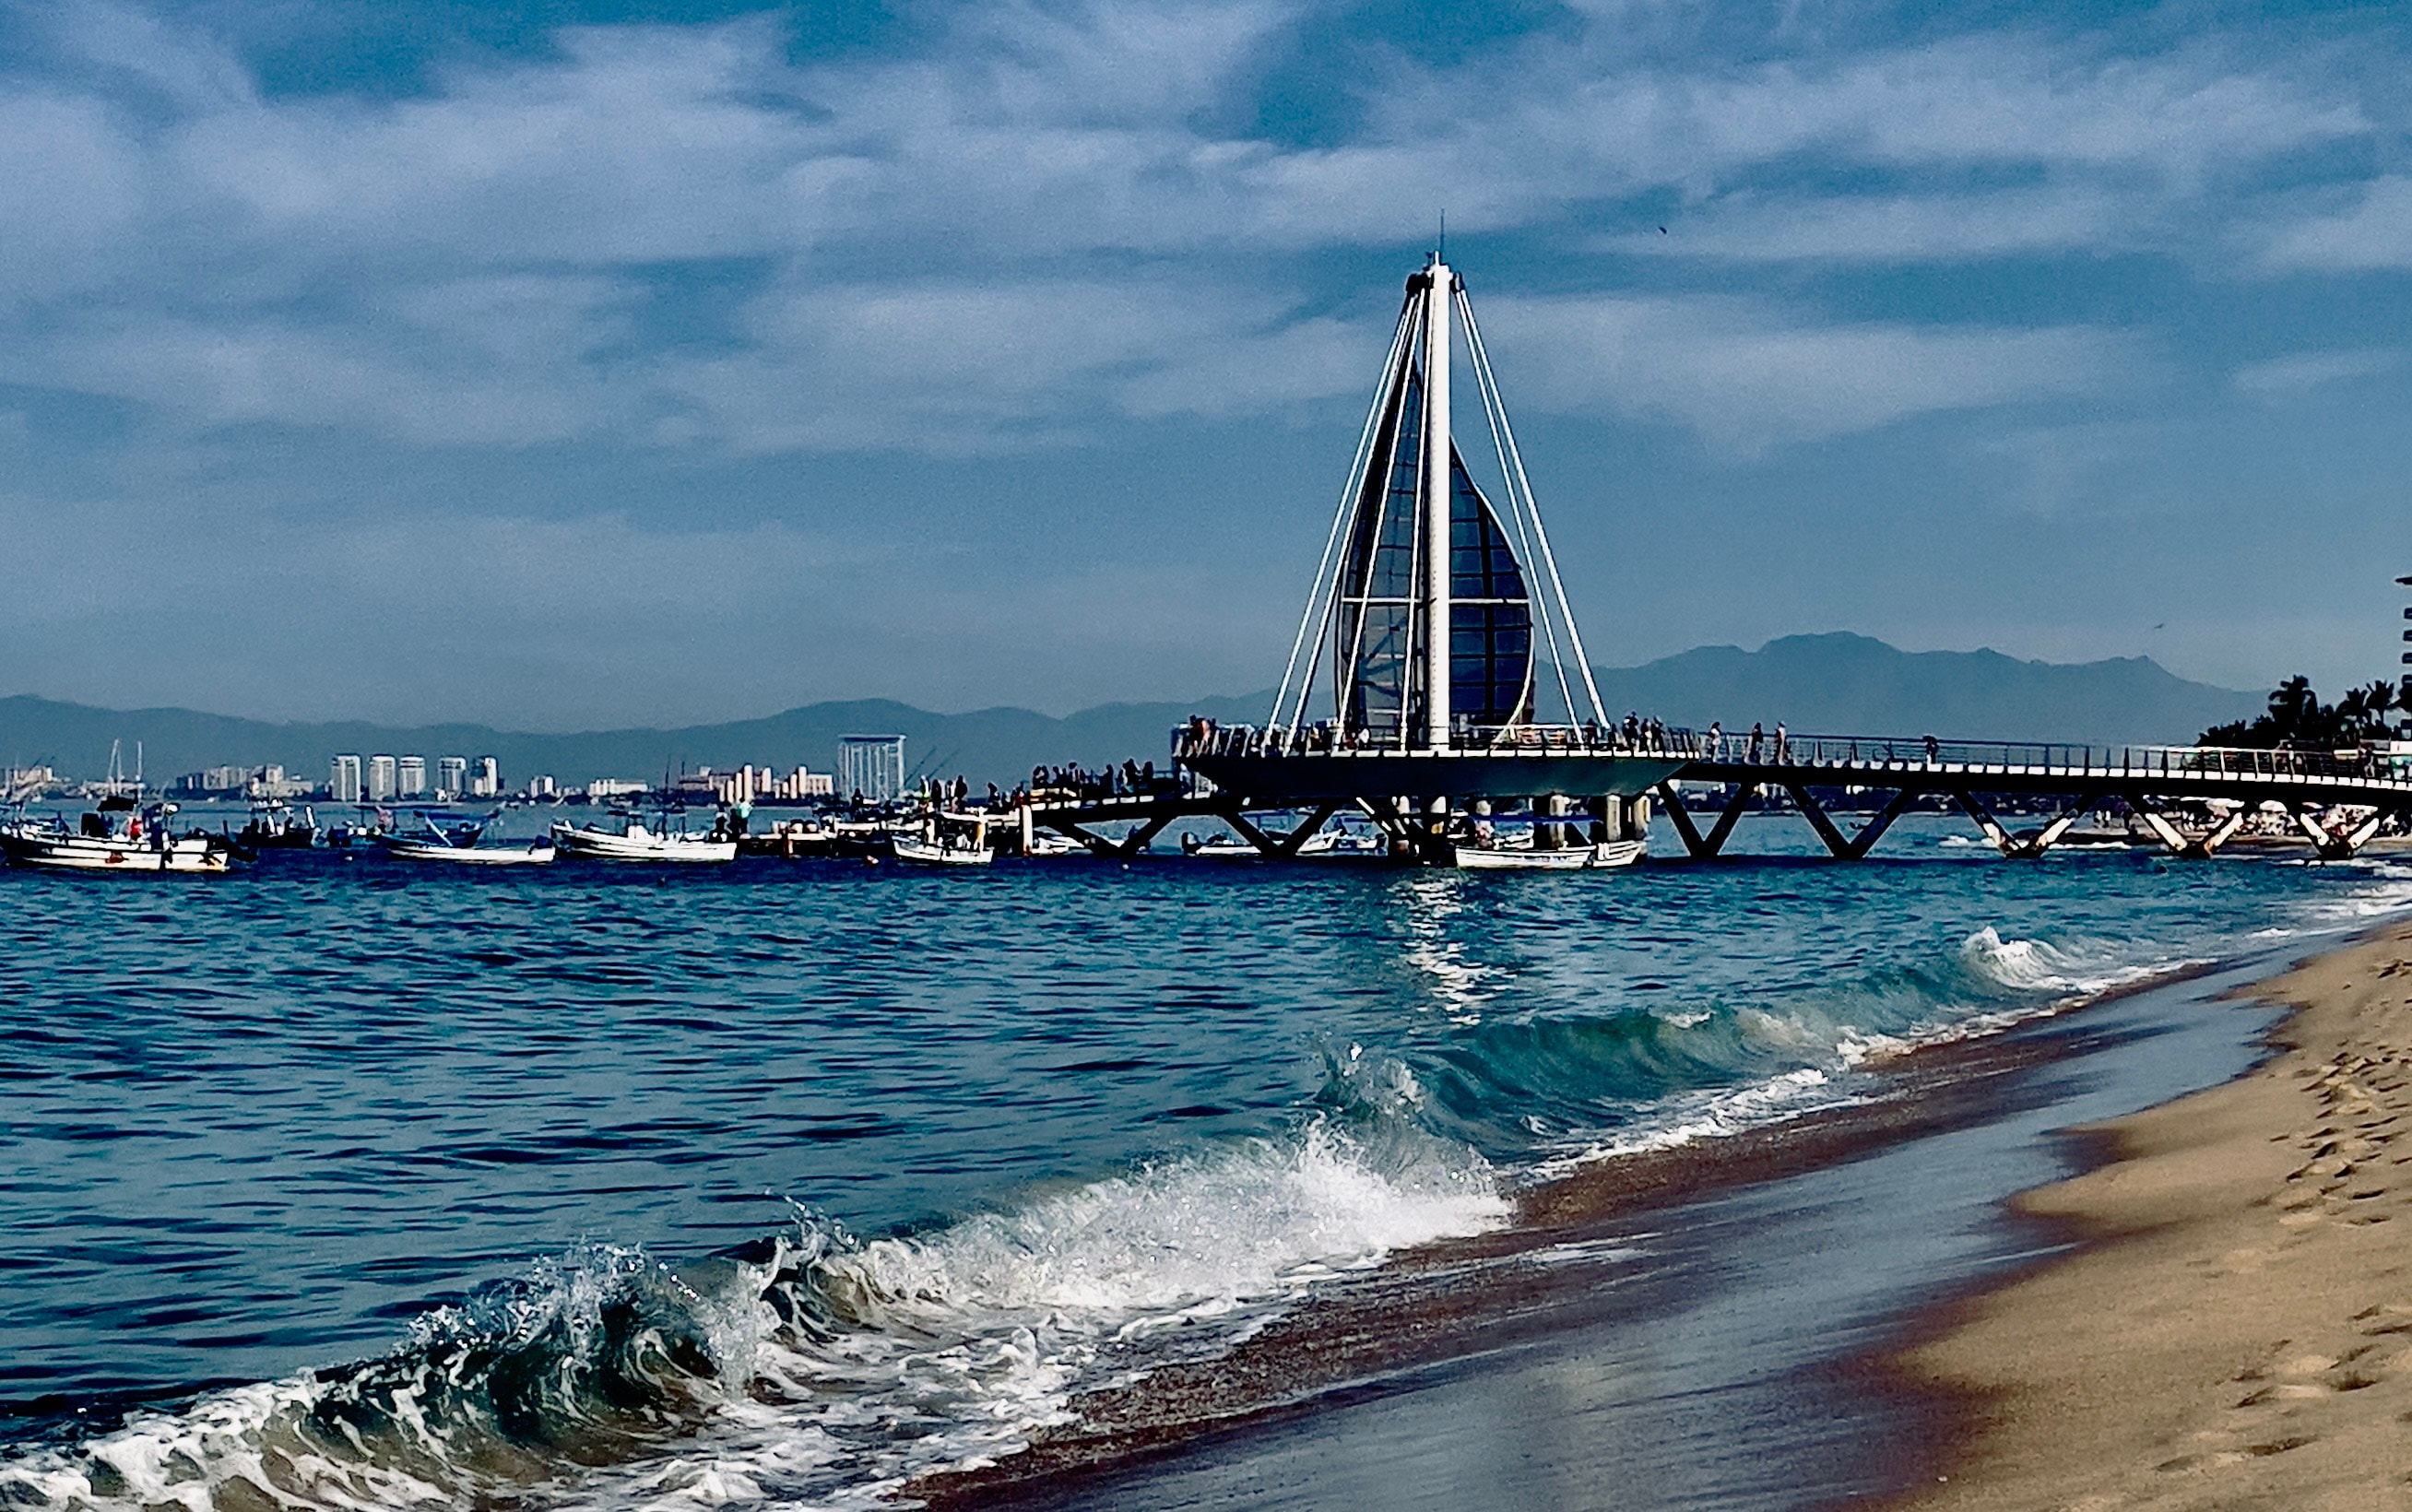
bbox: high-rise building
[396,755,427,798]
[435,756,467,799]
[838,736,907,803]
[366,754,398,802]
[470,756,501,798]
[526,774,557,798]
[330,754,364,803]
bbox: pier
[1024,257,2412,868]
[1010,726,2412,864]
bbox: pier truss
[1036,729,2412,863]
[1658,736,2412,861]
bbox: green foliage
[2200,676,2401,749]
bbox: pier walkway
[1665,735,2412,861]
[1020,727,2412,863]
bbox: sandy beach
[1901,919,2412,1510]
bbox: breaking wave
[0,1113,1504,1511]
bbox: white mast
[1421,260,1452,749]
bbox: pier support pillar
[1537,795,1568,850]
[2134,804,2246,858]
[2291,807,2385,861]
[1953,791,2100,858]
[1785,783,1921,860]
[1656,780,1755,860]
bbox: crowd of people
[1029,759,1164,802]
[1174,713,1736,759]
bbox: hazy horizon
[0,629,2267,734]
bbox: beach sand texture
[1903,921,2412,1510]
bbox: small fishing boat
[1179,831,1259,859]
[1451,837,1645,870]
[2,800,235,874]
[382,814,555,866]
[550,814,737,863]
[235,802,317,852]
[384,839,556,865]
[892,810,994,866]
[371,809,489,853]
[1295,828,1389,860]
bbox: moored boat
[382,815,556,866]
[2,801,235,874]
[550,815,737,863]
[1450,837,1645,870]
[892,810,995,865]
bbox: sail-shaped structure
[1276,258,1605,750]
[1176,258,1685,852]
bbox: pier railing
[1174,721,1697,761]
[1173,721,2400,784]
[1727,735,2386,781]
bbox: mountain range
[0,633,2263,790]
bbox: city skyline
[0,2,2406,727]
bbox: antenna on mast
[1438,210,1446,263]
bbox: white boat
[1451,838,1645,870]
[1295,828,1389,860]
[892,834,994,866]
[550,817,737,863]
[385,837,557,866]
[1180,832,1259,859]
[2,804,233,874]
[893,810,995,866]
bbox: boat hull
[2,833,232,873]
[549,823,736,863]
[1451,838,1645,871]
[892,837,993,866]
[386,841,557,866]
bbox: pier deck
[1023,730,2412,863]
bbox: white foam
[5,1122,1506,1512]
[1957,925,2173,996]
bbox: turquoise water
[1,816,2404,1507]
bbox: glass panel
[1446,450,1533,728]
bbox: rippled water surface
[2,816,2406,1507]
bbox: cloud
[2231,348,2402,398]
[2260,176,2412,271]
[1606,186,2122,263]
[0,1,2383,467]
[1477,295,2130,454]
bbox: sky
[1,0,2409,728]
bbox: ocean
[2,814,2406,1509]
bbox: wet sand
[914,955,2291,1510]
[1898,919,2412,1510]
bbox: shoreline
[1889,917,2412,1509]
[910,953,2256,1509]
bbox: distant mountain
[1590,632,2260,748]
[0,633,2258,790]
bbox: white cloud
[2260,176,2412,271]
[2231,348,2401,398]
[1478,295,2129,454]
[0,1,2382,466]
[1606,186,2122,263]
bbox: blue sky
[1,0,2408,727]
